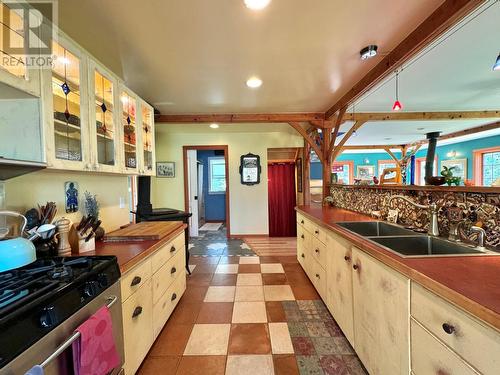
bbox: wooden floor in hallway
[137,254,367,375]
[242,237,297,257]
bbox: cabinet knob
[352,264,359,271]
[171,293,177,301]
[170,246,176,253]
[130,276,142,286]
[301,253,305,258]
[170,267,177,274]
[301,234,305,239]
[132,306,143,318]
[442,323,456,335]
[315,274,320,279]
[344,255,351,262]
[315,248,319,253]
[315,230,319,235]
[301,220,304,224]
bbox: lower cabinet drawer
[153,271,187,338]
[122,279,153,375]
[309,257,326,300]
[121,259,152,302]
[151,232,185,273]
[411,283,500,375]
[152,249,185,304]
[311,237,327,269]
[411,318,479,375]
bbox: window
[332,161,354,184]
[209,157,226,194]
[474,147,500,186]
[415,157,437,186]
[378,160,397,178]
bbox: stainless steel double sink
[337,221,497,258]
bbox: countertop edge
[296,206,500,331]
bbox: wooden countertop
[87,222,186,273]
[296,205,500,331]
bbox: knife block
[69,223,96,254]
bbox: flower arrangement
[84,191,100,219]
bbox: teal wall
[310,134,500,180]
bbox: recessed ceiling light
[360,45,378,60]
[244,0,271,10]
[384,137,392,141]
[209,123,219,129]
[246,76,263,88]
[417,127,425,131]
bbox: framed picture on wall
[156,161,175,177]
[239,153,261,185]
[296,158,303,192]
[441,158,467,180]
[356,165,375,180]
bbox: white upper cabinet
[0,2,41,97]
[139,101,156,176]
[88,60,122,173]
[42,35,92,171]
[119,86,139,174]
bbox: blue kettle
[0,211,37,273]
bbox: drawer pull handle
[315,249,319,253]
[315,274,320,279]
[301,234,305,239]
[300,220,304,224]
[171,267,177,274]
[170,246,176,253]
[344,255,351,262]
[132,306,143,318]
[171,293,177,301]
[315,230,319,235]
[352,264,359,271]
[130,276,142,286]
[442,323,455,335]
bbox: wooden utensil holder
[69,223,96,254]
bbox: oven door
[1,281,124,375]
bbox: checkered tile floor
[138,255,367,375]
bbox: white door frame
[187,149,199,237]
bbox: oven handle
[39,295,118,368]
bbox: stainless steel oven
[1,281,124,375]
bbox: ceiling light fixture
[360,45,378,60]
[493,52,500,71]
[244,0,271,10]
[210,123,219,129]
[392,71,403,111]
[246,76,263,88]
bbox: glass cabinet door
[51,41,83,162]
[141,104,154,173]
[121,91,137,169]
[94,70,116,167]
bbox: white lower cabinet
[120,232,186,374]
[326,233,354,346]
[297,212,500,375]
[351,247,409,375]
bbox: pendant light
[392,71,402,111]
[493,52,500,71]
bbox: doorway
[183,145,230,238]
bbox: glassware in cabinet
[121,91,137,170]
[141,104,154,174]
[94,69,117,168]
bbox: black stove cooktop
[0,256,120,368]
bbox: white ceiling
[156,122,299,135]
[353,2,500,112]
[58,0,443,114]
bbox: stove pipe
[424,131,441,184]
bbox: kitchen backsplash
[330,185,500,251]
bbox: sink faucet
[388,195,440,237]
[470,226,486,249]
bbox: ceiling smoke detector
[360,45,378,60]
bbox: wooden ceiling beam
[341,145,405,150]
[331,121,367,161]
[157,112,325,123]
[344,110,500,122]
[328,107,348,158]
[439,120,500,141]
[325,0,484,119]
[288,122,325,164]
[384,147,402,166]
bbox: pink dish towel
[72,306,120,375]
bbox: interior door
[187,149,199,237]
[268,163,297,237]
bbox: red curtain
[268,163,297,237]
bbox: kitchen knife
[76,215,87,231]
[80,216,95,237]
[85,219,101,242]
